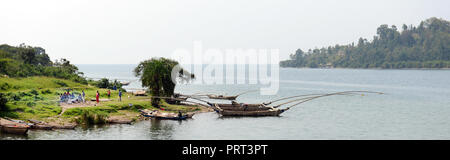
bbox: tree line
[0,44,87,84]
[280,17,450,69]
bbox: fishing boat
[166,97,189,105]
[213,104,287,116]
[207,95,238,100]
[0,118,30,135]
[133,90,147,96]
[120,81,131,86]
[140,110,194,120]
[212,102,273,111]
[1,124,29,135]
[208,91,384,117]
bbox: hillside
[280,17,450,69]
[0,44,87,83]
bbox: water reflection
[149,119,175,140]
[0,132,29,140]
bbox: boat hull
[213,104,286,116]
[215,103,273,111]
[207,95,237,100]
[1,125,29,135]
[140,110,194,120]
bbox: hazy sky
[1,0,449,64]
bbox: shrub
[0,82,10,90]
[30,89,39,95]
[78,110,108,125]
[26,101,36,107]
[41,89,52,94]
[53,80,68,87]
[0,93,8,111]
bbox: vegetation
[134,58,194,107]
[0,76,203,125]
[0,44,87,83]
[93,78,124,91]
[280,17,450,69]
[0,93,7,111]
[0,45,204,126]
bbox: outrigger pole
[271,91,384,110]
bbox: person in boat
[118,90,122,101]
[178,111,183,118]
[107,90,111,99]
[96,91,100,104]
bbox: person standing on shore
[107,90,111,99]
[82,90,85,102]
[96,91,100,104]
[118,90,122,101]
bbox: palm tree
[134,58,193,107]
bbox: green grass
[0,76,90,92]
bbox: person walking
[118,90,122,101]
[96,91,100,104]
[107,90,111,99]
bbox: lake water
[1,64,450,140]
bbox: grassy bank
[0,76,204,126]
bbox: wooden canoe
[1,124,29,135]
[140,110,194,120]
[214,103,273,111]
[213,104,287,117]
[133,90,147,96]
[32,124,53,130]
[207,95,238,100]
[0,118,29,135]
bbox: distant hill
[0,44,87,84]
[280,17,450,69]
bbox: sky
[0,0,449,64]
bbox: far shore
[280,67,450,70]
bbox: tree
[134,58,193,107]
[0,93,8,111]
[280,17,450,69]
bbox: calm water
[1,64,450,140]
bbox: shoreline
[0,76,213,133]
[280,67,450,70]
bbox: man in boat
[178,111,183,118]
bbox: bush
[78,110,108,125]
[41,89,52,94]
[53,80,68,87]
[26,101,36,107]
[0,93,8,111]
[96,78,110,89]
[0,82,10,90]
[29,89,39,95]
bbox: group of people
[59,90,85,104]
[60,89,123,104]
